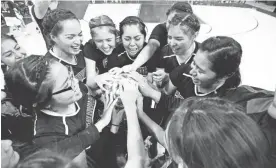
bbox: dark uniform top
[107,43,158,76]
[83,40,117,74]
[158,42,199,73]
[149,23,168,49]
[44,49,87,83]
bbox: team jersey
[149,23,168,49]
[44,49,87,83]
[158,42,199,73]
[107,43,158,76]
[83,40,117,74]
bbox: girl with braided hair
[5,55,119,167]
[153,13,200,90]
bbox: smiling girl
[5,55,118,167]
[108,16,157,76]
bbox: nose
[75,36,83,45]
[189,67,196,76]
[14,50,25,60]
[129,39,135,47]
[102,41,109,49]
[169,39,176,47]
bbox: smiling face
[92,26,116,55]
[1,38,27,67]
[189,50,218,89]
[50,62,82,107]
[51,19,83,56]
[121,24,145,57]
[1,140,20,168]
[168,25,194,56]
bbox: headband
[90,23,115,29]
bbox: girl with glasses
[5,55,118,167]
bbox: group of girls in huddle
[1,1,276,168]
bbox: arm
[131,39,160,70]
[163,79,177,95]
[33,0,53,19]
[120,79,146,168]
[84,57,98,89]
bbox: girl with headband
[83,15,121,90]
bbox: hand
[109,67,123,75]
[120,79,140,106]
[128,72,156,98]
[101,92,119,125]
[95,73,118,91]
[111,108,125,126]
[152,69,168,83]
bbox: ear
[32,103,37,107]
[193,31,199,39]
[50,33,57,43]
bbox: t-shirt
[107,43,158,76]
[158,42,199,73]
[31,5,51,49]
[44,49,87,83]
[149,23,167,49]
[83,40,115,74]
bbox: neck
[176,42,195,63]
[52,46,76,64]
[198,80,224,94]
[47,103,76,115]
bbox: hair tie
[90,23,115,29]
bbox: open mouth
[71,45,80,51]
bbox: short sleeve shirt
[158,42,199,73]
[149,23,168,49]
[45,49,86,83]
[107,43,157,76]
[83,40,110,74]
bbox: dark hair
[89,15,118,37]
[168,13,200,37]
[200,36,242,90]
[166,2,193,16]
[16,149,81,168]
[1,33,17,43]
[119,16,147,38]
[4,55,57,110]
[166,97,268,168]
[42,9,79,47]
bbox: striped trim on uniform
[163,54,176,58]
[118,51,127,57]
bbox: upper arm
[84,57,97,76]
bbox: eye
[67,36,74,40]
[15,46,20,50]
[124,38,130,41]
[168,36,172,40]
[135,37,141,41]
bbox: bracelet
[111,124,120,127]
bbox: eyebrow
[194,60,205,72]
[2,50,12,56]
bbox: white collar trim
[41,102,80,117]
[49,49,77,65]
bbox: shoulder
[161,45,174,57]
